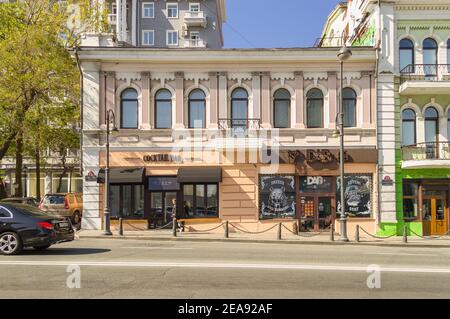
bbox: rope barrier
[152,220,174,230]
[229,223,278,234]
[406,226,450,240]
[295,225,333,237]
[185,223,225,233]
[358,226,397,239]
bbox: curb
[77,235,450,248]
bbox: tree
[0,0,106,196]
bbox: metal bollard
[355,225,360,242]
[403,225,408,243]
[118,218,123,236]
[330,222,335,242]
[277,223,282,241]
[225,221,229,238]
[172,217,177,237]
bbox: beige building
[78,47,378,237]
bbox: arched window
[273,89,291,128]
[306,88,323,128]
[188,89,206,128]
[231,88,248,128]
[155,89,172,129]
[402,109,416,146]
[120,88,138,129]
[399,38,414,72]
[423,38,438,76]
[342,88,357,127]
[425,107,439,158]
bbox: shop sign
[143,154,183,163]
[336,174,372,217]
[381,176,393,186]
[85,171,97,182]
[148,177,180,191]
[259,175,296,219]
[300,176,333,193]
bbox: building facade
[102,0,226,48]
[319,0,450,236]
[78,46,378,235]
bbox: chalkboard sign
[259,175,296,219]
[336,174,372,217]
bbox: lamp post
[103,109,118,236]
[337,46,352,242]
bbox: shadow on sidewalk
[19,248,111,256]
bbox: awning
[97,168,145,184]
[177,167,222,183]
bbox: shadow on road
[19,248,111,256]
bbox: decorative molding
[338,72,362,86]
[150,72,176,87]
[303,72,328,85]
[141,72,151,77]
[270,72,295,86]
[116,72,141,85]
[184,72,209,86]
[228,72,252,86]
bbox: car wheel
[0,232,23,255]
[33,245,51,251]
[72,212,81,225]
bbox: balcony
[184,38,207,48]
[399,64,450,95]
[218,119,261,130]
[402,142,450,169]
[183,11,207,28]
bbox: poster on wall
[336,174,372,217]
[299,176,334,193]
[259,175,296,219]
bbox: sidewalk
[77,229,450,248]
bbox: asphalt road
[1,238,450,298]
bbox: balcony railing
[107,14,117,25]
[400,64,450,84]
[402,142,450,161]
[184,11,207,27]
[184,38,207,48]
[218,119,261,130]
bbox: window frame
[166,30,179,46]
[399,38,415,73]
[231,88,249,128]
[189,2,200,12]
[182,183,219,219]
[154,89,173,129]
[342,87,357,128]
[142,2,155,18]
[120,88,139,129]
[0,206,13,219]
[401,108,417,147]
[424,106,439,144]
[109,184,145,220]
[166,3,179,19]
[188,89,207,129]
[273,89,291,129]
[402,182,419,221]
[142,30,155,46]
[306,88,324,128]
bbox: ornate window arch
[273,88,291,128]
[399,38,415,72]
[154,89,172,129]
[342,87,357,128]
[188,89,206,128]
[402,108,416,146]
[120,88,139,129]
[231,88,249,128]
[306,88,324,128]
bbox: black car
[0,203,75,255]
[0,197,40,207]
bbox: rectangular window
[403,182,418,220]
[142,30,154,46]
[111,3,117,14]
[167,3,178,18]
[259,175,296,220]
[189,3,200,12]
[109,184,145,219]
[182,183,218,218]
[336,174,372,218]
[142,2,154,18]
[167,30,178,46]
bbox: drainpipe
[74,47,84,176]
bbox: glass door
[299,196,315,231]
[318,197,333,230]
[432,197,447,235]
[149,192,178,228]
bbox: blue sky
[223,0,340,48]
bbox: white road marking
[120,247,193,250]
[365,252,438,257]
[0,260,450,274]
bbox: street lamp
[103,109,118,236]
[337,45,352,242]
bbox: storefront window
[182,183,218,218]
[259,175,296,219]
[336,174,372,218]
[109,184,144,219]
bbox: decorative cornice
[228,72,253,86]
[150,72,176,87]
[116,72,141,84]
[303,72,328,85]
[184,73,209,86]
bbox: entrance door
[432,198,447,235]
[423,192,448,235]
[299,196,334,231]
[149,191,177,227]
